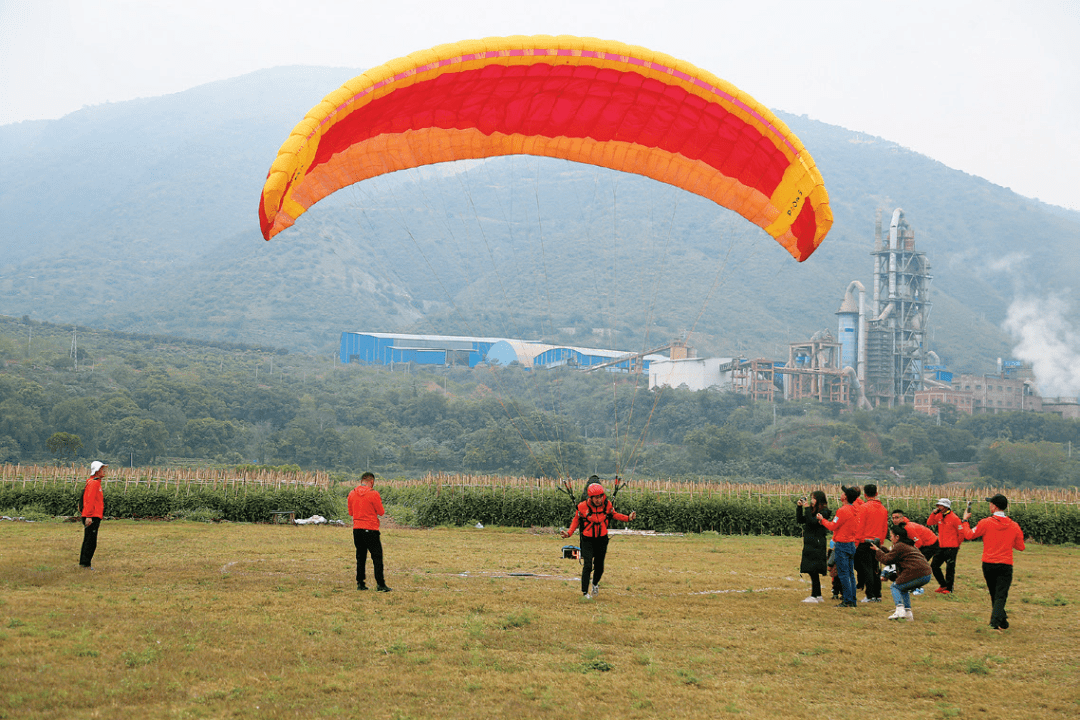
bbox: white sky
[1,0,1078,210]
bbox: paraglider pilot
[562,480,636,599]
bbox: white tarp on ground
[294,515,327,525]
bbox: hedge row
[0,482,341,523]
[383,487,1080,545]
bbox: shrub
[172,506,223,523]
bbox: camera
[881,564,898,581]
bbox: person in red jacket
[925,497,964,594]
[561,481,636,599]
[818,485,862,607]
[854,484,888,603]
[79,461,106,568]
[960,494,1025,631]
[347,472,391,592]
[890,510,939,557]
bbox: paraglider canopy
[259,35,832,261]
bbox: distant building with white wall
[649,357,733,391]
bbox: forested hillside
[3,315,1078,487]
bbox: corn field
[4,466,1078,543]
[0,464,331,490]
[0,464,337,522]
[373,473,1080,544]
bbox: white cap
[90,461,108,475]
[935,497,951,509]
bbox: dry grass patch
[1,521,1078,719]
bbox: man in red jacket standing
[926,497,964,594]
[854,484,888,603]
[961,494,1025,631]
[348,472,391,592]
[79,461,106,569]
[819,485,862,607]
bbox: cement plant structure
[833,209,933,408]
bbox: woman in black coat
[796,490,831,603]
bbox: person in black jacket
[796,491,831,603]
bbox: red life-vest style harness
[576,498,615,537]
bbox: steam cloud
[1003,296,1080,398]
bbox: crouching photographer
[871,524,933,621]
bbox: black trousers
[79,518,101,567]
[931,547,959,590]
[982,562,1013,629]
[919,542,939,562]
[353,529,385,587]
[579,535,610,594]
[855,542,881,599]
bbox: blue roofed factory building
[339,332,505,368]
[339,332,667,372]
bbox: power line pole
[70,327,78,372]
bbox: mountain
[2,67,1078,373]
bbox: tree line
[1,317,1078,486]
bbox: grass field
[1,520,1078,719]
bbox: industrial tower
[864,209,933,406]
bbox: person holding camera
[796,491,831,603]
[960,494,1025,631]
[890,509,938,596]
[872,524,933,621]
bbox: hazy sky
[1,0,1078,211]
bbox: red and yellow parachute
[259,35,832,261]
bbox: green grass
[1,521,1078,719]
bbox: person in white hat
[78,461,107,568]
[925,498,964,594]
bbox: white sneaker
[912,588,925,596]
[887,605,906,620]
[904,609,914,622]
[583,592,592,600]
[802,596,821,603]
[592,584,600,597]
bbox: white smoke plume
[1003,295,1080,398]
